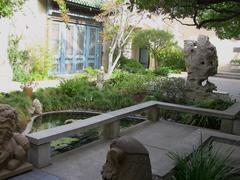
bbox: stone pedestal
[147,107,159,122]
[0,162,32,179]
[28,142,51,168]
[103,121,120,140]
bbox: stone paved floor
[11,120,240,180]
[11,121,198,180]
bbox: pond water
[30,111,146,156]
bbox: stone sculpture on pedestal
[101,136,152,180]
[97,66,105,90]
[0,104,32,179]
[184,35,218,94]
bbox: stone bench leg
[103,121,120,140]
[233,119,240,135]
[147,107,159,122]
[220,118,240,135]
[220,119,233,134]
[28,142,51,168]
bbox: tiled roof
[67,0,103,9]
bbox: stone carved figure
[101,136,152,180]
[184,35,218,93]
[0,104,30,171]
[32,99,43,115]
[97,66,105,90]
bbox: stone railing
[26,101,240,168]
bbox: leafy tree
[131,0,240,39]
[0,0,24,18]
[95,0,146,78]
[132,29,175,68]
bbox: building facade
[0,0,103,80]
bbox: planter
[23,87,33,98]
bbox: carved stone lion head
[0,104,18,143]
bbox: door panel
[50,22,101,74]
[86,27,100,69]
[64,25,74,74]
[75,25,85,72]
[49,23,61,74]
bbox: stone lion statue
[101,136,152,180]
[0,104,30,171]
[184,35,218,93]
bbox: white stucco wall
[0,0,47,81]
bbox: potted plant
[20,81,37,98]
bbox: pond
[28,111,146,156]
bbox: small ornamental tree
[95,0,146,78]
[132,29,175,68]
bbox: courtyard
[0,0,240,180]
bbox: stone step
[215,72,240,80]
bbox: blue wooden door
[50,22,101,74]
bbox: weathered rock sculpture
[0,104,32,178]
[101,136,152,180]
[184,35,218,93]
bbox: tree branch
[197,0,240,5]
[197,10,240,28]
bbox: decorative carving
[32,99,43,115]
[184,35,218,93]
[97,66,105,90]
[0,104,30,172]
[101,136,152,180]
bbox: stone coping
[26,101,240,146]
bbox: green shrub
[27,44,54,80]
[0,91,32,130]
[230,59,240,65]
[153,66,171,76]
[179,98,235,129]
[8,35,31,83]
[157,46,185,71]
[59,77,97,97]
[147,77,187,104]
[8,35,54,82]
[105,70,155,96]
[84,67,98,76]
[170,142,239,180]
[120,56,146,73]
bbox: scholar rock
[101,136,152,180]
[184,35,218,93]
